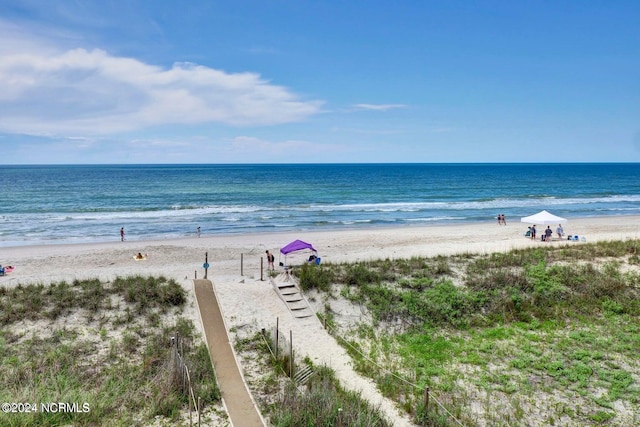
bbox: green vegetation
[233,330,392,427]
[297,263,335,293]
[6,238,637,426]
[0,275,219,427]
[271,366,391,427]
[301,239,640,426]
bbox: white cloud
[352,103,408,111]
[0,45,323,137]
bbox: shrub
[342,264,381,286]
[298,264,334,292]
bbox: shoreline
[2,213,639,253]
[1,214,638,289]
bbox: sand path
[213,273,415,427]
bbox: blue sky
[0,1,638,164]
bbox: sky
[0,1,639,164]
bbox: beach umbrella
[520,210,567,225]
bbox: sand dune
[1,215,638,425]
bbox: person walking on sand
[501,214,507,225]
[266,250,275,271]
[120,227,125,242]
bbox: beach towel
[0,265,14,275]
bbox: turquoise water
[0,163,638,247]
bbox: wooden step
[271,277,314,320]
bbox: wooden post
[189,385,193,427]
[424,386,430,411]
[183,365,186,393]
[241,253,244,276]
[275,317,279,359]
[289,330,293,377]
[198,397,201,426]
[194,270,197,279]
[260,257,264,281]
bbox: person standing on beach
[530,225,536,240]
[266,250,275,271]
[120,227,125,241]
[545,226,553,242]
[196,226,201,238]
[556,224,564,239]
[501,214,507,225]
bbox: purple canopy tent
[280,239,317,254]
[279,239,319,266]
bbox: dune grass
[0,275,219,427]
[6,239,636,426]
[232,330,392,427]
[270,365,392,427]
[300,239,640,426]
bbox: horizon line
[2,161,639,167]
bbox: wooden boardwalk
[193,279,265,427]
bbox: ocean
[1,163,638,247]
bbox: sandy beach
[1,215,639,425]
[2,215,638,287]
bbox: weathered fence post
[424,386,430,411]
[289,330,293,377]
[198,397,201,427]
[189,385,193,427]
[275,317,279,359]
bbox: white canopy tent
[520,210,567,225]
